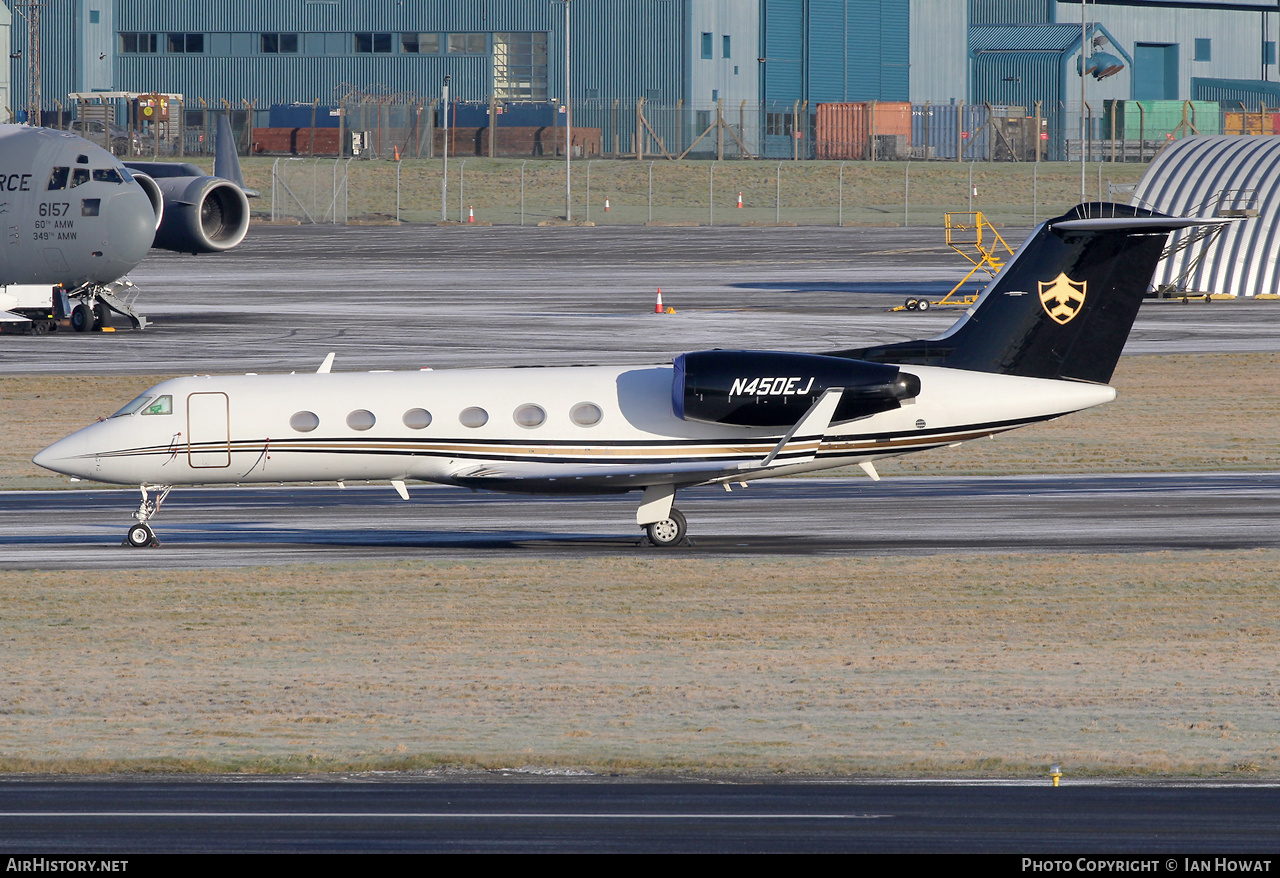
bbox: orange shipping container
[814,102,912,160]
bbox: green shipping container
[1104,100,1221,140]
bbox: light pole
[442,74,450,221]
[563,0,573,221]
[1080,0,1088,205]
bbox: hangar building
[1135,135,1280,299]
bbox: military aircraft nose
[102,185,157,269]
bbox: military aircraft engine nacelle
[673,350,921,427]
[128,171,165,232]
[126,164,250,253]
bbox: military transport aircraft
[34,204,1220,548]
[0,117,251,330]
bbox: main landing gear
[123,484,171,548]
[644,508,688,548]
[637,484,692,548]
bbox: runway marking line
[0,811,890,820]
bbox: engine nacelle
[673,350,920,427]
[142,174,250,253]
[128,171,165,231]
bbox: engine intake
[673,350,920,427]
[138,174,250,254]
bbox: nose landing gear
[123,484,171,548]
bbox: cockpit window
[109,394,172,418]
[110,394,153,418]
[47,167,69,190]
[92,168,124,184]
[70,168,90,188]
[141,395,172,415]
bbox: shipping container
[269,105,340,129]
[1104,100,1223,140]
[910,103,992,161]
[814,102,912,160]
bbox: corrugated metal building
[908,1,1280,108]
[7,1,910,118]
[1136,135,1280,299]
[0,4,8,121]
[758,0,909,156]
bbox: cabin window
[81,199,100,217]
[92,168,124,184]
[570,402,602,427]
[514,404,546,428]
[140,395,172,416]
[47,167,69,190]
[402,408,432,429]
[290,411,320,432]
[70,168,90,187]
[346,409,376,431]
[459,406,488,428]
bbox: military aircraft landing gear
[644,508,688,548]
[70,303,94,333]
[123,484,171,548]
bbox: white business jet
[34,204,1216,548]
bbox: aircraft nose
[33,431,94,478]
[102,186,157,269]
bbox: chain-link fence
[40,94,1280,165]
[263,154,1155,228]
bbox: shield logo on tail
[1038,273,1087,325]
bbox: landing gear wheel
[125,523,157,548]
[904,298,919,311]
[644,508,687,548]
[71,303,94,333]
[93,301,110,330]
[917,299,931,311]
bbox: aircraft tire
[125,523,156,548]
[918,299,930,311]
[71,303,94,333]
[904,298,918,311]
[93,301,110,330]
[645,508,687,548]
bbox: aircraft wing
[451,388,847,491]
[450,459,751,491]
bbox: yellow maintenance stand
[896,212,1014,311]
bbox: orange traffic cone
[605,197,611,212]
[655,289,664,314]
[468,206,475,223]
[737,192,743,209]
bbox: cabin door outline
[187,392,231,468]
